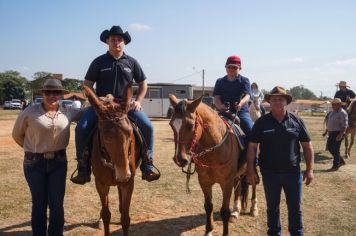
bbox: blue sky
[1,0,355,97]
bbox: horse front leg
[347,131,355,158]
[95,181,111,236]
[230,178,241,222]
[220,181,234,236]
[118,178,134,236]
[250,184,258,217]
[345,135,349,159]
[199,178,214,236]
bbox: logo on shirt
[100,68,111,72]
[263,129,275,133]
[123,67,132,73]
[286,128,297,132]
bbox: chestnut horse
[345,99,356,158]
[169,95,256,236]
[83,84,138,236]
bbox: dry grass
[0,110,355,236]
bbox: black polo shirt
[85,52,146,98]
[250,112,311,171]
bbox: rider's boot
[141,154,160,182]
[71,148,91,185]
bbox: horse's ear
[169,94,179,107]
[83,85,107,113]
[123,83,133,104]
[187,95,203,113]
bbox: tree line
[0,70,82,104]
[0,70,330,105]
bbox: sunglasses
[44,90,62,96]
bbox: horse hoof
[98,219,104,229]
[229,211,239,222]
[204,231,213,236]
[250,209,258,217]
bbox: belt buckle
[43,151,55,159]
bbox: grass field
[0,109,355,236]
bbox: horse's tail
[241,175,249,210]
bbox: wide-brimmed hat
[330,98,346,105]
[338,81,350,87]
[41,79,69,94]
[225,55,241,68]
[265,86,293,104]
[100,25,131,44]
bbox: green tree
[62,78,83,92]
[288,85,317,100]
[0,70,28,104]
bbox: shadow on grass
[314,151,332,163]
[0,221,98,235]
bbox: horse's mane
[347,99,356,114]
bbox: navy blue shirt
[213,75,251,113]
[334,89,355,108]
[85,52,146,98]
[250,112,311,171]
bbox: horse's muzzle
[173,155,188,167]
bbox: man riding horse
[71,25,160,184]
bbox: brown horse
[345,99,356,158]
[83,84,138,236]
[169,95,256,236]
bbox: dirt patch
[0,111,355,236]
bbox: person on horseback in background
[251,82,266,115]
[213,55,254,138]
[334,81,355,110]
[71,25,160,184]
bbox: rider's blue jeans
[24,152,67,236]
[261,169,303,236]
[75,107,154,171]
[237,110,254,138]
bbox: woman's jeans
[75,107,154,171]
[24,152,67,236]
[326,131,343,167]
[261,169,303,236]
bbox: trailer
[134,83,194,118]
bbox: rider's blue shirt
[213,75,251,113]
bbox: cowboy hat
[41,78,69,94]
[330,98,346,105]
[265,86,292,104]
[100,25,131,44]
[338,81,350,87]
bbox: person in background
[246,86,314,236]
[12,78,83,236]
[71,25,160,184]
[325,98,348,171]
[251,82,266,115]
[213,55,254,137]
[334,81,355,110]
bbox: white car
[10,99,22,109]
[3,101,11,109]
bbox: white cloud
[330,58,356,66]
[289,57,304,63]
[128,23,151,31]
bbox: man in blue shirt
[334,81,355,110]
[213,55,254,137]
[71,25,160,184]
[246,86,314,236]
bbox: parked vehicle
[31,97,43,106]
[59,100,73,109]
[3,101,11,109]
[10,99,22,109]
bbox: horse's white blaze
[172,118,183,159]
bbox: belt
[25,149,66,159]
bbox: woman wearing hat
[325,98,348,170]
[246,86,314,236]
[334,81,355,109]
[12,78,84,235]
